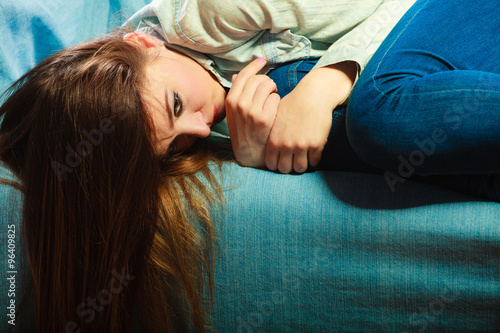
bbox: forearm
[295,61,357,109]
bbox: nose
[180,110,211,138]
[173,111,211,151]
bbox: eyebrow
[161,89,177,153]
[164,90,174,124]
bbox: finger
[230,57,267,95]
[225,109,241,154]
[256,93,280,144]
[293,151,309,173]
[308,146,323,167]
[251,78,277,114]
[261,93,280,124]
[277,150,294,174]
[253,93,280,145]
[234,75,274,118]
[265,141,280,171]
[226,59,267,116]
[237,57,267,78]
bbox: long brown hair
[0,30,222,332]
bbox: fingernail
[257,57,266,62]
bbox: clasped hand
[226,59,356,173]
[225,58,280,168]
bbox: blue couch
[1,1,499,332]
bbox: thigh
[372,0,500,77]
[347,0,500,175]
[356,0,500,107]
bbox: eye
[173,92,183,117]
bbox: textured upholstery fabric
[0,1,499,331]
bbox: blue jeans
[270,0,500,201]
[346,0,500,201]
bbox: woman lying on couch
[1,0,499,331]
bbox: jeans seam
[372,0,430,97]
[389,88,500,97]
[288,60,303,92]
[333,110,345,123]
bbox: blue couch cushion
[0,0,499,331]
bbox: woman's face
[129,33,226,155]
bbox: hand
[225,58,280,168]
[265,61,357,173]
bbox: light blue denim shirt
[127,0,416,88]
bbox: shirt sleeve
[313,0,416,73]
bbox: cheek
[186,81,208,105]
[181,67,213,102]
[152,114,171,142]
